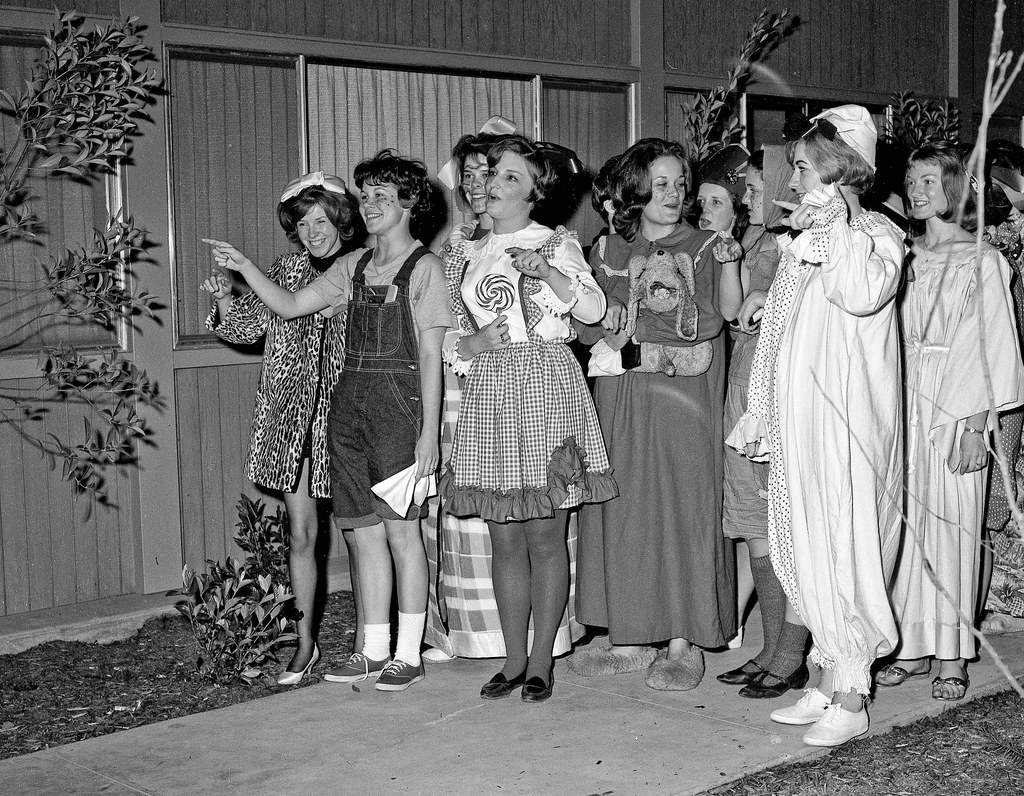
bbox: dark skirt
[576,333,736,647]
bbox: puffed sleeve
[530,236,606,325]
[820,211,904,317]
[206,255,289,344]
[931,248,1024,465]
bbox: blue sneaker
[323,652,388,683]
[374,659,425,692]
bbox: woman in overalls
[207,150,452,692]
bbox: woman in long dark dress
[573,138,741,690]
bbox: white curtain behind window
[307,64,535,244]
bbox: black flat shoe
[738,663,809,699]
[521,676,553,703]
[716,659,766,685]
[480,670,526,700]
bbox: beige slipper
[567,644,658,676]
[645,647,705,691]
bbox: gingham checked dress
[438,222,617,521]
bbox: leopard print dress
[207,250,345,498]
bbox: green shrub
[233,494,290,588]
[172,495,296,683]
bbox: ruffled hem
[440,436,617,521]
[810,646,873,696]
[725,411,772,461]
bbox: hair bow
[438,116,518,190]
[279,171,349,203]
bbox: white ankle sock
[362,623,390,661]
[395,612,426,666]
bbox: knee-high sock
[767,621,808,678]
[750,554,787,669]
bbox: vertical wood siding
[166,51,299,344]
[307,63,535,245]
[0,378,137,615]
[174,363,280,570]
[0,0,120,13]
[160,0,633,67]
[541,81,631,245]
[664,0,950,98]
[0,36,115,354]
[967,0,1024,116]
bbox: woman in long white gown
[879,141,1024,700]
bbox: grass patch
[706,689,1024,795]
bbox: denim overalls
[328,245,428,527]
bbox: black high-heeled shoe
[521,675,553,703]
[480,670,527,700]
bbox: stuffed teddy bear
[623,248,712,376]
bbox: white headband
[279,171,348,203]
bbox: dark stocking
[523,511,569,683]
[488,520,531,678]
[750,554,786,670]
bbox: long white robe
[731,204,905,694]
[891,244,1024,660]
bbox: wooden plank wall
[663,0,950,99]
[0,378,137,615]
[0,36,115,354]
[174,363,269,569]
[963,0,1024,140]
[166,51,300,344]
[0,0,120,13]
[541,81,631,245]
[159,0,633,67]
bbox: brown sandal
[876,662,931,687]
[931,675,969,701]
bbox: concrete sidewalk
[2,621,1021,795]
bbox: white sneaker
[422,647,456,664]
[802,703,869,747]
[769,687,831,725]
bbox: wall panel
[541,80,631,245]
[664,0,950,99]
[160,0,633,67]
[166,50,299,345]
[0,35,114,355]
[0,377,137,615]
[967,0,1024,117]
[174,363,277,570]
[0,0,119,12]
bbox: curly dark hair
[277,185,364,248]
[611,138,691,241]
[354,149,446,242]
